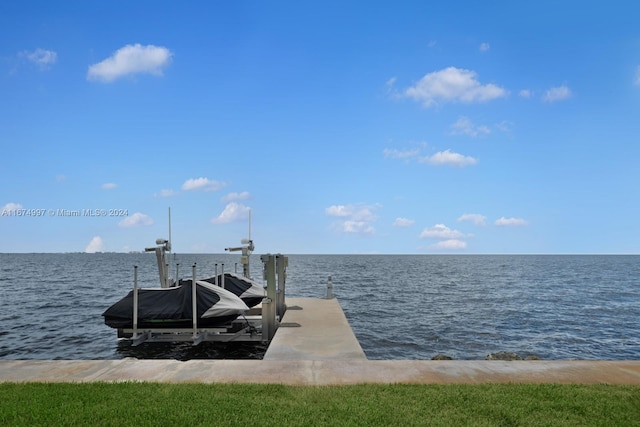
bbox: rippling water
[1,253,638,360]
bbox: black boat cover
[102,280,249,329]
[199,273,265,308]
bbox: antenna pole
[168,207,172,252]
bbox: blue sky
[1,1,639,254]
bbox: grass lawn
[1,383,639,426]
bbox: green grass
[1,383,638,426]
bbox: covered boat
[102,279,249,329]
[198,273,265,308]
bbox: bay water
[1,253,638,360]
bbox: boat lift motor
[145,238,172,288]
[225,238,254,278]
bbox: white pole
[168,207,172,252]
[192,264,197,337]
[133,266,138,338]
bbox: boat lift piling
[325,276,334,299]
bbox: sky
[1,1,639,254]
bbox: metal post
[276,254,287,318]
[261,254,277,341]
[175,263,179,286]
[235,262,238,274]
[192,264,197,337]
[221,263,225,289]
[214,264,218,286]
[133,265,138,338]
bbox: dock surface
[1,297,640,385]
[263,297,366,360]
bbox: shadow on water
[115,340,268,361]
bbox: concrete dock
[263,297,367,360]
[1,297,640,385]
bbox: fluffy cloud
[457,213,487,226]
[2,202,23,212]
[543,85,572,103]
[495,217,529,227]
[181,177,226,192]
[479,43,490,52]
[393,217,415,227]
[222,191,251,203]
[101,183,117,190]
[429,239,467,250]
[450,116,490,137]
[519,89,533,98]
[20,48,57,69]
[87,44,172,82]
[118,212,154,227]
[419,224,466,240]
[404,67,507,107]
[420,149,478,167]
[341,220,375,235]
[211,202,251,224]
[326,203,379,236]
[85,236,105,253]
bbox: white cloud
[479,42,490,52]
[634,66,640,86]
[450,116,490,137]
[85,236,105,253]
[325,205,352,217]
[495,217,529,227]
[420,149,478,167]
[385,77,397,91]
[20,48,57,69]
[383,148,420,159]
[543,85,572,103]
[222,191,251,203]
[326,203,379,236]
[87,44,172,82]
[404,67,508,107]
[457,213,486,226]
[429,239,467,250]
[419,224,465,240]
[211,202,251,224]
[101,183,117,190]
[2,202,23,212]
[519,89,533,98]
[156,189,177,197]
[118,212,154,227]
[325,204,376,221]
[181,177,226,192]
[393,217,415,227]
[341,220,375,235]
[495,120,513,132]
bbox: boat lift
[118,239,288,346]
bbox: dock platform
[263,297,366,360]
